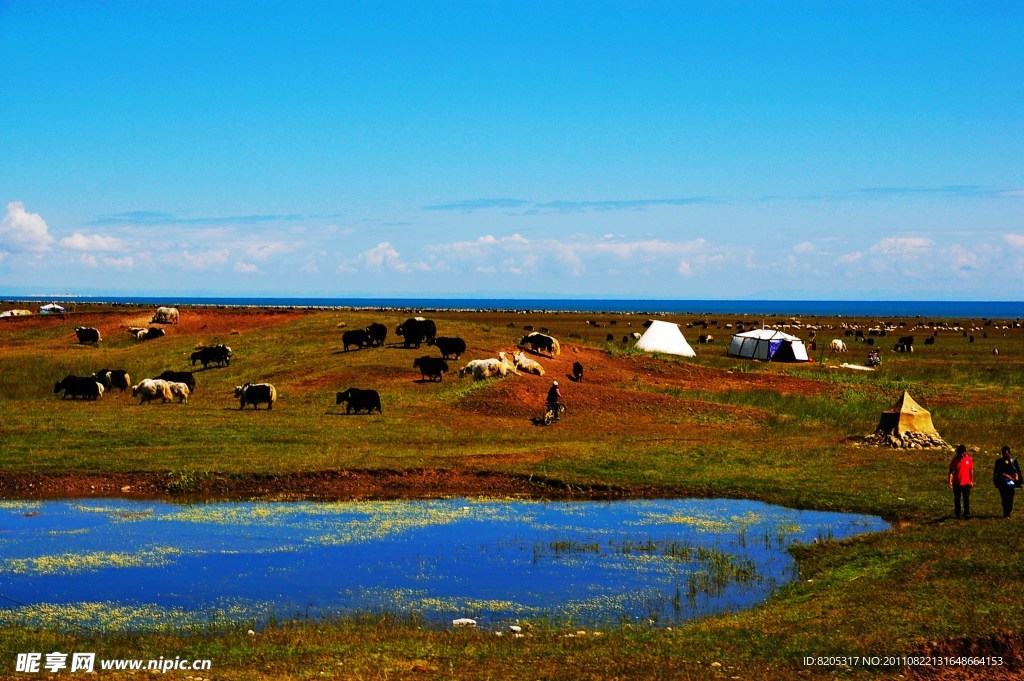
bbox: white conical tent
[727,328,808,362]
[635,320,696,357]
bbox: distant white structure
[727,328,809,362]
[634,320,696,358]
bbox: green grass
[2,306,1024,678]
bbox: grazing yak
[518,332,561,357]
[572,361,584,383]
[130,327,165,341]
[364,322,388,347]
[427,336,466,359]
[830,339,848,353]
[894,335,914,353]
[93,369,131,392]
[697,334,714,344]
[342,329,370,351]
[154,370,196,393]
[235,383,277,410]
[458,358,508,380]
[168,382,190,403]
[151,307,179,324]
[512,351,545,376]
[54,375,104,400]
[336,387,382,414]
[413,356,449,382]
[131,378,173,405]
[190,345,231,368]
[75,327,101,344]
[396,317,437,348]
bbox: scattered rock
[859,430,951,450]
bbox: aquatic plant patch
[0,498,887,632]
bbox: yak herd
[53,312,570,417]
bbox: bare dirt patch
[0,469,641,502]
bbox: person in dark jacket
[948,444,974,519]
[546,380,562,420]
[993,445,1022,519]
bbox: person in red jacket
[948,444,974,519]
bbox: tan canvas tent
[875,391,939,437]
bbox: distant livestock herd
[53,311,573,416]
[71,307,179,347]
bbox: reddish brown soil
[0,469,645,501]
[1,306,844,501]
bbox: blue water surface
[3,295,1023,318]
[0,498,887,631]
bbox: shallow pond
[0,498,887,631]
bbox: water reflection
[0,498,887,631]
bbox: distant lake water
[2,295,1022,318]
[0,498,888,632]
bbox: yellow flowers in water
[4,547,182,575]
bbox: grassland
[1,304,1023,679]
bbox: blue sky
[1,1,1022,299]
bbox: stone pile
[858,429,950,450]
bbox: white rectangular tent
[727,328,808,362]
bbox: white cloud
[341,242,430,274]
[836,251,863,265]
[949,245,977,275]
[870,236,933,257]
[234,262,260,274]
[581,238,705,262]
[428,234,719,279]
[436,234,532,260]
[245,242,289,261]
[360,242,407,272]
[58,232,127,251]
[0,201,54,253]
[103,255,134,271]
[1004,234,1024,248]
[77,253,98,267]
[793,241,815,254]
[181,249,230,269]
